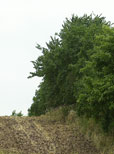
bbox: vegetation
[42,106,114,154]
[11,110,23,117]
[28,14,114,133]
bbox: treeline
[28,14,114,132]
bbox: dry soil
[0,116,100,154]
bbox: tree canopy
[28,14,114,132]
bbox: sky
[0,0,114,116]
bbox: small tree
[16,111,23,117]
[11,110,16,116]
[11,110,23,117]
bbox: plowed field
[0,116,99,154]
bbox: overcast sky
[0,0,114,116]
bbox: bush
[11,110,23,117]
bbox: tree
[76,25,114,131]
[28,14,114,132]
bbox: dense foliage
[28,14,114,132]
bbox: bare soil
[0,116,100,154]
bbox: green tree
[76,25,114,131]
[28,14,114,132]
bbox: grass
[72,116,114,154]
[42,106,114,154]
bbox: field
[0,115,99,154]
